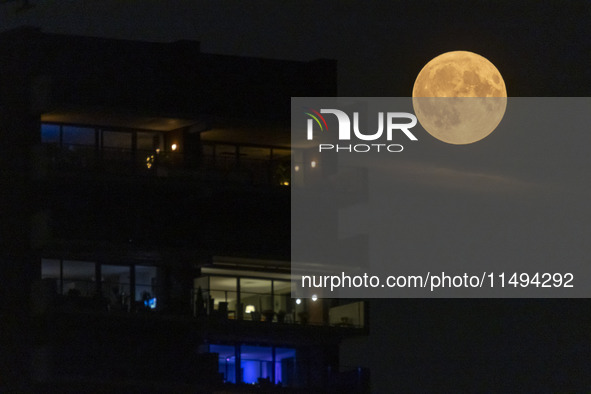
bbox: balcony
[33,279,365,334]
[192,272,366,330]
[32,143,291,186]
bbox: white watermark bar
[292,98,591,298]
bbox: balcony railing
[191,287,365,329]
[32,144,291,186]
[33,279,364,329]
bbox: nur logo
[304,108,329,140]
[304,108,419,153]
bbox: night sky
[2,1,590,392]
[1,0,589,96]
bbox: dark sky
[2,1,590,392]
[1,0,589,96]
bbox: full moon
[412,51,507,145]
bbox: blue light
[41,124,60,144]
[242,360,259,384]
[143,297,157,309]
[209,344,296,385]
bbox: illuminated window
[42,259,95,296]
[273,280,291,316]
[209,344,296,385]
[135,266,157,303]
[102,264,130,309]
[194,276,295,321]
[40,259,159,307]
[210,345,236,383]
[62,260,95,297]
[41,124,60,144]
[210,276,238,317]
[240,278,272,320]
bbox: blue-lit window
[209,344,296,386]
[241,345,272,384]
[274,347,296,385]
[135,265,157,303]
[210,344,236,383]
[41,124,60,143]
[62,126,95,146]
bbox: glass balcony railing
[33,278,364,329]
[191,287,365,328]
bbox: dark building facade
[0,28,368,392]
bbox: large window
[136,131,162,152]
[41,124,60,144]
[40,123,163,153]
[273,280,291,316]
[194,275,295,322]
[135,265,157,303]
[62,260,95,296]
[62,126,95,147]
[199,143,292,185]
[209,276,237,317]
[102,131,132,150]
[240,278,272,320]
[40,259,159,310]
[194,273,364,327]
[210,344,236,383]
[42,259,96,297]
[209,344,296,385]
[102,264,131,310]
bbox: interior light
[144,297,157,309]
[171,143,178,151]
[282,181,290,186]
[296,298,302,305]
[311,161,317,168]
[294,165,300,172]
[245,305,256,313]
[311,294,318,301]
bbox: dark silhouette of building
[0,27,368,392]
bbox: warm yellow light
[294,165,300,172]
[310,161,317,168]
[156,148,160,154]
[146,155,155,169]
[245,305,256,313]
[282,181,290,186]
[171,143,178,151]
